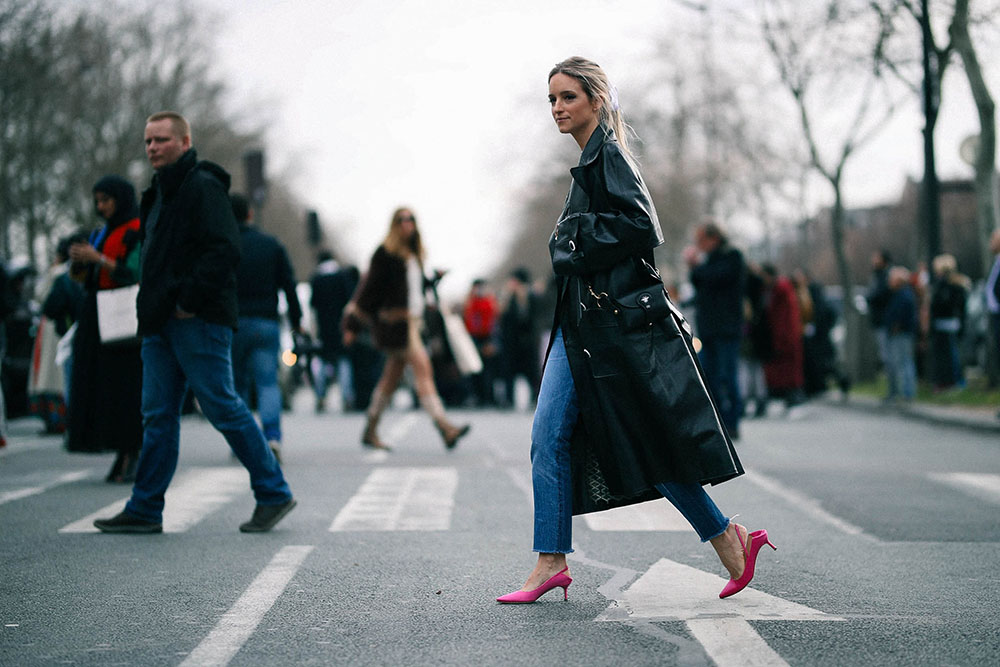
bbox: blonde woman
[497,57,774,604]
[343,207,470,450]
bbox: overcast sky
[204,0,994,295]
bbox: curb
[822,396,1000,435]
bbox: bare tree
[760,0,903,379]
[949,0,998,276]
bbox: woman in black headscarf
[66,175,143,483]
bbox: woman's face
[397,211,416,240]
[95,192,117,221]
[548,72,600,143]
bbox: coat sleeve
[343,248,387,334]
[276,244,302,329]
[176,175,241,315]
[552,147,659,276]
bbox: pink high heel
[496,567,572,603]
[719,527,777,599]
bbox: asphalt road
[1,393,998,666]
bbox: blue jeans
[126,317,292,523]
[232,317,282,442]
[886,332,917,399]
[530,329,729,553]
[698,336,742,434]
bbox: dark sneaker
[239,499,297,533]
[93,511,162,534]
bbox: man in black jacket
[230,193,302,463]
[685,220,746,439]
[95,111,295,534]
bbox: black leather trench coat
[547,125,743,516]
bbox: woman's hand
[69,242,102,265]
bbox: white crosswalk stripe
[179,545,314,667]
[59,466,248,533]
[0,470,92,506]
[928,472,1000,504]
[330,466,458,531]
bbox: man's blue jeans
[232,316,282,442]
[530,329,730,554]
[126,317,292,523]
[886,332,917,399]
[698,336,742,434]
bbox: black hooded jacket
[137,149,241,335]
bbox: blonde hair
[382,207,425,261]
[146,110,191,142]
[548,57,636,161]
[931,253,956,277]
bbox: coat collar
[155,148,198,197]
[578,123,614,168]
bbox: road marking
[0,470,91,506]
[595,558,843,667]
[59,467,247,533]
[329,467,457,531]
[928,472,1000,504]
[583,499,693,532]
[179,545,314,667]
[747,470,876,541]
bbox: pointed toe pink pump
[719,528,777,599]
[497,567,572,603]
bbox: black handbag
[598,258,691,333]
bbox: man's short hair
[699,219,728,244]
[146,111,191,141]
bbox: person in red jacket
[760,264,804,411]
[462,279,499,406]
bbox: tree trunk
[950,0,998,386]
[919,0,942,268]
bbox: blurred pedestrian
[928,254,968,391]
[0,260,8,448]
[867,249,893,392]
[42,233,87,411]
[230,193,303,464]
[498,57,771,605]
[793,268,848,398]
[497,267,541,408]
[741,262,771,417]
[884,266,918,403]
[342,207,470,451]
[66,176,143,483]
[310,250,361,412]
[29,235,84,434]
[685,220,746,438]
[986,230,1000,416]
[462,278,499,407]
[760,264,805,411]
[94,111,295,533]
[1,263,37,421]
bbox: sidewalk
[822,393,1000,435]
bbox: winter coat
[763,276,804,392]
[311,262,359,359]
[137,149,241,335]
[690,243,746,340]
[344,245,429,351]
[548,125,743,516]
[235,224,302,327]
[884,286,918,336]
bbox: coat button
[569,240,576,251]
